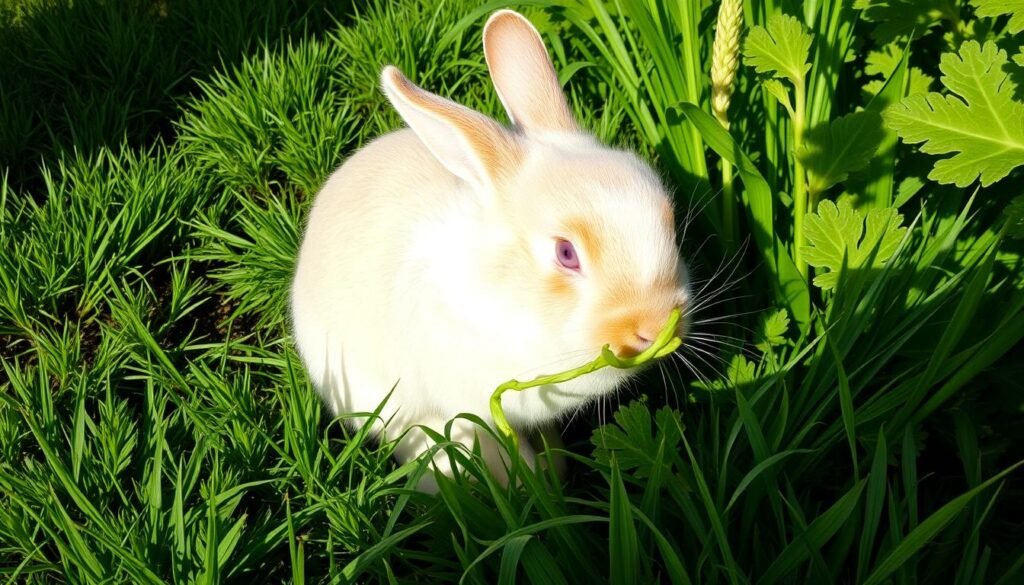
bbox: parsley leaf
[756,309,791,353]
[762,79,794,115]
[799,111,887,194]
[862,44,935,100]
[856,0,958,42]
[744,15,814,85]
[974,0,1024,34]
[885,41,1024,187]
[727,355,756,386]
[802,200,907,290]
[591,401,683,478]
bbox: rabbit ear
[381,66,521,189]
[483,10,578,134]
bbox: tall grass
[1,0,1022,583]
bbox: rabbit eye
[555,239,580,271]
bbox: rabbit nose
[614,334,653,359]
[632,333,654,353]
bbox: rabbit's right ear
[381,66,521,190]
[484,10,578,134]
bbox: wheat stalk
[711,0,743,129]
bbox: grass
[2,0,1023,583]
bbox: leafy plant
[886,40,1024,187]
[801,199,907,290]
[1,0,1023,583]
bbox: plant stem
[490,309,683,448]
[722,157,735,246]
[793,77,809,280]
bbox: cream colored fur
[290,10,689,492]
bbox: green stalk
[792,76,809,279]
[709,0,742,247]
[490,308,683,449]
[722,158,736,246]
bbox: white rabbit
[290,9,689,492]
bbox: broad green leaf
[974,0,1024,34]
[728,354,755,386]
[744,15,814,84]
[885,41,1024,187]
[591,402,683,478]
[856,0,958,42]
[799,111,887,194]
[864,44,906,77]
[756,309,791,352]
[862,44,934,100]
[801,199,907,290]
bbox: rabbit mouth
[595,303,686,359]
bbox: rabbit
[290,9,690,492]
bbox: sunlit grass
[1,0,1022,583]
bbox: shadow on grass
[0,0,353,191]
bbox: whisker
[686,331,754,352]
[677,349,727,385]
[691,307,767,325]
[674,353,715,389]
[684,293,758,318]
[682,343,735,368]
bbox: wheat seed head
[711,0,743,128]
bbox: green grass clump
[0,0,351,191]
[1,0,1023,583]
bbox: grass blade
[863,460,1024,585]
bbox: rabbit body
[291,10,689,489]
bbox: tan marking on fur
[601,280,644,310]
[596,311,641,357]
[653,273,679,296]
[386,68,522,181]
[661,199,675,231]
[544,272,574,300]
[564,218,601,268]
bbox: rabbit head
[379,10,689,375]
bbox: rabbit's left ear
[483,10,579,134]
[381,66,522,190]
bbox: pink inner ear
[484,12,578,133]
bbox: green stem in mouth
[489,308,684,447]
